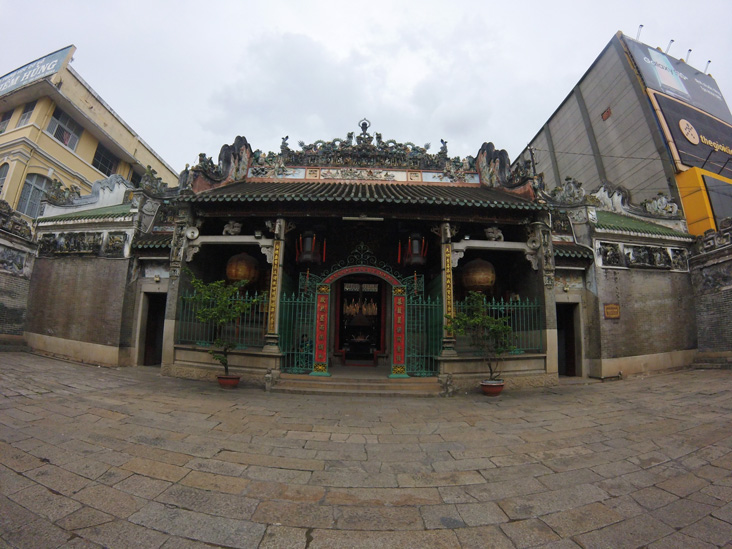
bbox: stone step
[0,336,29,353]
[273,373,441,397]
[693,362,732,370]
[0,345,30,352]
[272,386,440,397]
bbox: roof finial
[358,118,371,135]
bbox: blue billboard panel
[624,36,732,125]
[0,46,74,97]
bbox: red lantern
[226,252,259,285]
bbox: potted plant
[447,291,516,396]
[185,270,254,388]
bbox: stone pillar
[161,205,193,373]
[263,218,286,353]
[533,217,558,377]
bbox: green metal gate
[279,292,316,374]
[406,295,442,376]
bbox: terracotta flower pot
[217,375,240,389]
[480,380,505,396]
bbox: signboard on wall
[0,46,74,98]
[604,304,620,319]
[651,91,732,181]
[624,36,732,125]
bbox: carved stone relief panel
[597,241,688,271]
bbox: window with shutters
[17,173,51,218]
[92,143,119,176]
[0,111,12,134]
[16,101,36,127]
[0,164,8,195]
[46,107,83,151]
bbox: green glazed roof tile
[38,203,133,222]
[553,243,595,259]
[133,234,172,249]
[593,211,692,239]
[179,182,544,210]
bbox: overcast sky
[2,0,731,174]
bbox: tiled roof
[37,204,133,222]
[133,234,172,249]
[593,211,692,239]
[553,243,594,259]
[180,181,543,211]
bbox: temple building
[117,119,694,392]
[6,114,711,392]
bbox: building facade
[512,31,732,237]
[0,46,177,220]
[17,121,701,391]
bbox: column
[440,223,457,356]
[263,218,286,353]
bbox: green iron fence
[176,291,268,349]
[454,296,543,354]
[406,295,442,376]
[279,292,316,374]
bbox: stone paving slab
[3,352,732,547]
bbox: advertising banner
[0,46,74,97]
[652,91,732,180]
[624,36,732,125]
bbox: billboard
[624,36,732,125]
[651,90,732,180]
[0,46,74,98]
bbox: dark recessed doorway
[143,293,167,366]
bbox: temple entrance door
[336,275,386,366]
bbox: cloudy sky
[2,0,731,174]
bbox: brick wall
[596,268,697,358]
[691,251,732,353]
[0,272,30,335]
[25,257,132,346]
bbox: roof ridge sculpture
[268,119,469,171]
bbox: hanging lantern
[296,231,322,264]
[461,259,496,291]
[404,232,426,266]
[226,252,260,285]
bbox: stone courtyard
[2,353,732,548]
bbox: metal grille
[406,295,442,376]
[454,296,544,353]
[279,292,316,374]
[176,291,267,349]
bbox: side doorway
[556,303,580,377]
[141,292,167,366]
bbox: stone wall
[0,271,30,336]
[26,257,131,347]
[0,205,36,338]
[595,268,697,358]
[695,285,732,353]
[690,225,732,354]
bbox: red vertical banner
[390,286,408,377]
[312,286,330,376]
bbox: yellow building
[0,46,177,219]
